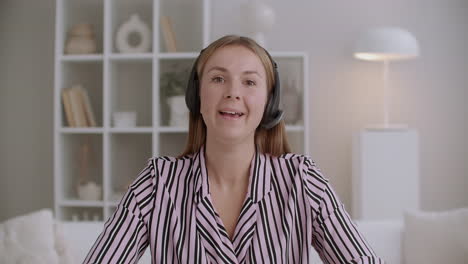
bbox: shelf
[109,53,153,61]
[60,54,104,62]
[59,206,104,222]
[60,61,103,127]
[109,133,152,196]
[158,0,204,52]
[158,126,188,133]
[159,133,187,156]
[55,0,308,221]
[59,199,104,207]
[108,201,120,207]
[59,134,103,201]
[108,191,125,205]
[109,127,153,133]
[110,0,153,54]
[109,60,153,127]
[59,127,104,134]
[59,0,104,54]
[157,52,199,59]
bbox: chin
[210,128,254,144]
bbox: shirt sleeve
[83,158,156,264]
[302,157,385,264]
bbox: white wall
[1,0,467,221]
[210,0,468,212]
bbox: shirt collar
[192,145,272,204]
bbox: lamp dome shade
[353,27,420,61]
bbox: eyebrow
[207,66,263,78]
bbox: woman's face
[199,45,269,144]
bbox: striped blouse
[84,145,384,263]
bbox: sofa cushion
[355,220,404,264]
[0,209,60,264]
[404,207,468,264]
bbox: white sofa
[62,220,404,264]
[3,207,467,263]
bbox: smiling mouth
[219,111,245,117]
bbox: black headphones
[185,47,284,130]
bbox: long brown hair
[179,35,291,157]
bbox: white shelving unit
[54,0,309,221]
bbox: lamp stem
[383,60,389,128]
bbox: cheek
[247,91,268,118]
[199,86,218,115]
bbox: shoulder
[273,153,330,200]
[273,153,329,182]
[126,155,195,211]
[127,155,191,188]
[144,154,195,185]
[268,153,329,189]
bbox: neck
[204,136,255,190]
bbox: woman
[84,35,384,263]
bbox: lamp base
[364,123,409,131]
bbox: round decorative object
[116,14,151,53]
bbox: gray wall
[0,0,55,221]
[1,0,467,221]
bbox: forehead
[203,45,266,76]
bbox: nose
[224,80,241,100]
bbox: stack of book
[61,84,97,127]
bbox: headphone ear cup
[185,60,200,115]
[260,61,284,129]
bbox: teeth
[220,111,243,116]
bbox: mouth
[218,110,245,120]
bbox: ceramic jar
[77,181,102,201]
[65,23,97,54]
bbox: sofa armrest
[61,221,151,263]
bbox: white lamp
[353,27,420,129]
[352,28,421,220]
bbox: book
[69,85,88,127]
[61,88,76,127]
[76,85,97,127]
[160,16,178,52]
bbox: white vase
[168,95,189,127]
[116,14,151,53]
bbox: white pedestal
[352,128,420,220]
